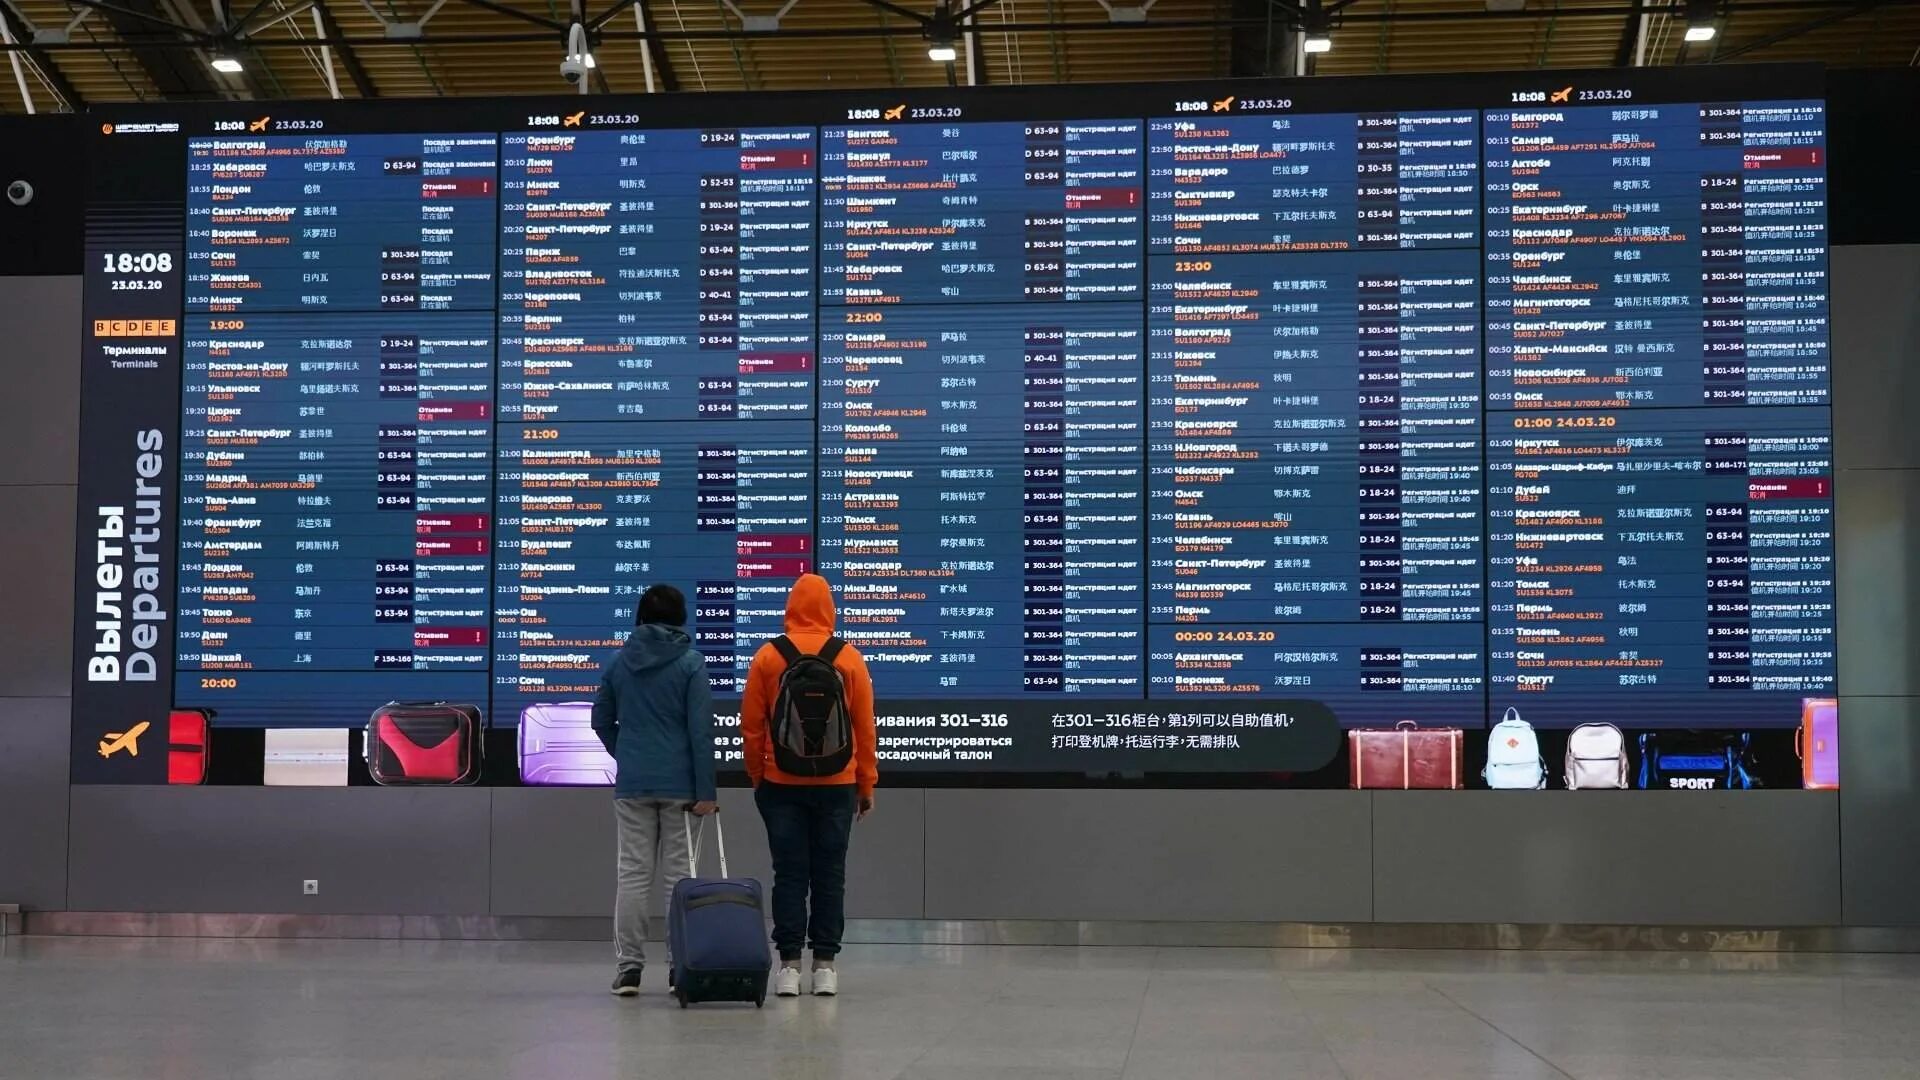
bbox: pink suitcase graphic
[518,702,615,786]
[1797,697,1839,790]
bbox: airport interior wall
[2,74,1917,928]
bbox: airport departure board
[73,66,1834,780]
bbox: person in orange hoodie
[740,573,877,998]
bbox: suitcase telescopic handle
[682,809,728,879]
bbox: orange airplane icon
[883,104,906,121]
[563,110,586,128]
[98,721,151,759]
[1549,86,1572,104]
[1212,95,1235,113]
[248,116,270,132]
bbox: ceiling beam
[310,0,375,94]
[1611,0,1642,64]
[0,0,86,107]
[65,0,226,98]
[631,0,678,90]
[10,0,1917,50]
[456,0,566,31]
[1229,0,1300,76]
[1708,0,1885,61]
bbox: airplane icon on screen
[249,116,270,132]
[1212,95,1235,113]
[98,721,151,759]
[883,104,906,121]
[563,110,586,128]
[1549,86,1572,104]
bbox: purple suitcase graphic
[518,702,615,786]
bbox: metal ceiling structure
[0,0,1915,112]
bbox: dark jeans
[754,781,856,963]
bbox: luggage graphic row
[167,702,615,786]
[1349,699,1838,791]
[166,698,1839,790]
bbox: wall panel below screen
[51,787,1851,926]
[66,786,493,914]
[489,787,926,919]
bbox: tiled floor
[4,936,1920,1079]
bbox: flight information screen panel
[72,66,1835,783]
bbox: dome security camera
[5,180,32,207]
[560,22,595,88]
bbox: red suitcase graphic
[1348,721,1464,789]
[366,702,483,786]
[168,708,213,785]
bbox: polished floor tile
[6,937,1920,1079]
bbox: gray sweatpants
[614,798,695,973]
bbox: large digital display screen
[72,66,1834,781]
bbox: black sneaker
[611,969,642,997]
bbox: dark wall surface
[4,74,1919,926]
[1828,69,1920,247]
[0,274,79,910]
[0,116,83,277]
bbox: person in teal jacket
[590,584,718,996]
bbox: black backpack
[769,636,854,776]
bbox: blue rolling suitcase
[669,812,770,1008]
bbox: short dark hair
[636,584,687,627]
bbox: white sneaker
[812,967,839,997]
[774,965,803,997]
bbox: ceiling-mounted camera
[561,22,595,88]
[5,180,32,207]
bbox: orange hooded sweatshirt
[740,574,878,797]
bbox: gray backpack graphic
[1564,722,1630,790]
[770,636,854,776]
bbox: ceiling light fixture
[925,3,960,63]
[1301,0,1332,54]
[925,7,960,61]
[211,55,244,73]
[1683,0,1717,42]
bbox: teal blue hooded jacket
[589,623,717,802]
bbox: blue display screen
[106,73,1830,775]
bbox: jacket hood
[784,573,836,635]
[620,622,691,672]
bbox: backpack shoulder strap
[817,637,847,665]
[771,635,802,666]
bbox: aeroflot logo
[88,429,170,682]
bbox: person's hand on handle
[857,793,875,821]
[690,800,719,817]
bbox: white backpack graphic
[1483,708,1545,789]
[1565,722,1629,789]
